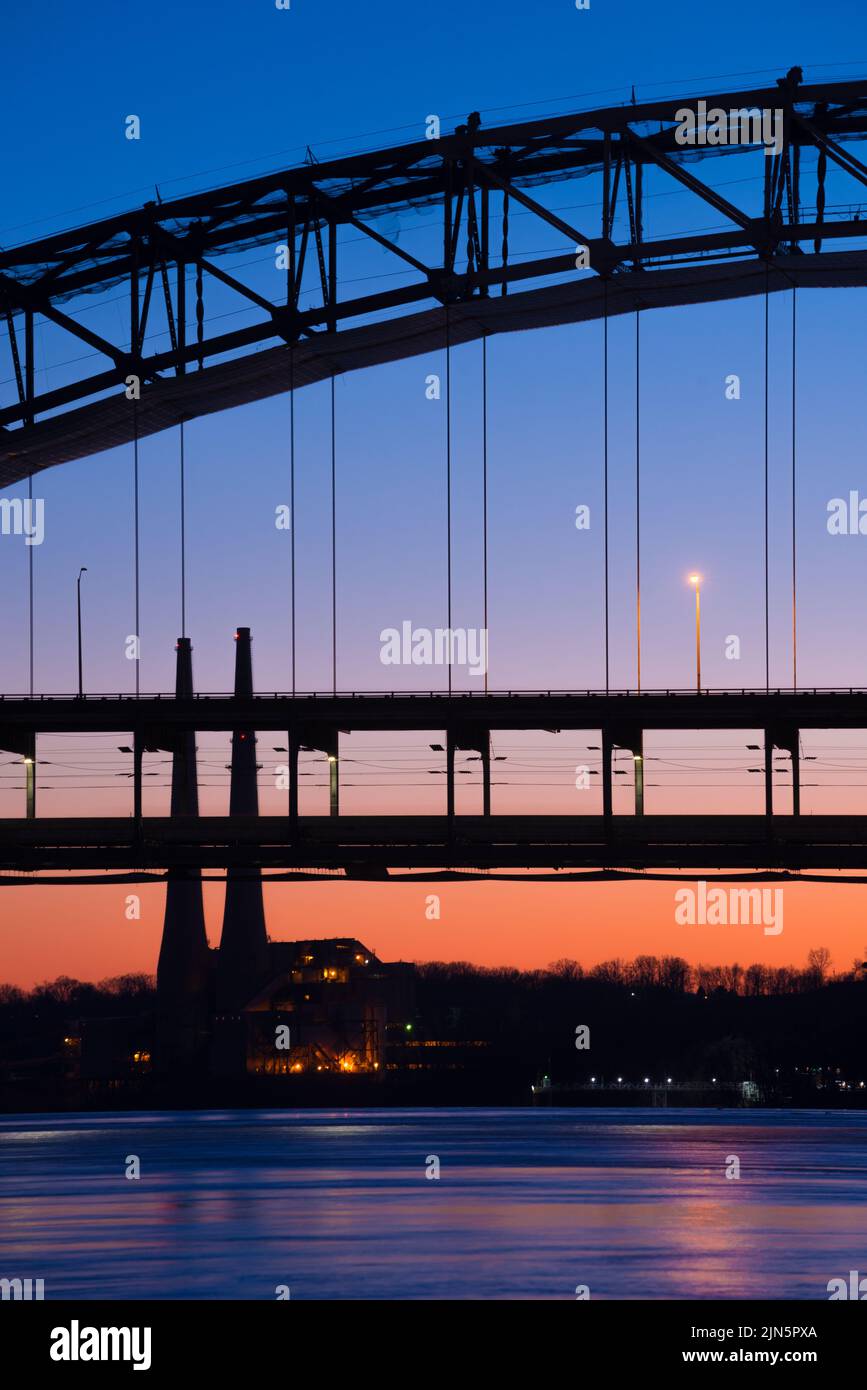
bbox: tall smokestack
[156,636,210,1072]
[216,628,269,1015]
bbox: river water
[1,1108,864,1299]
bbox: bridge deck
[1,814,866,872]
[1,689,866,733]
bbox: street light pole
[688,573,702,692]
[76,567,87,697]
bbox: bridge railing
[1,687,867,702]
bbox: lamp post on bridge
[76,567,88,698]
[688,573,702,692]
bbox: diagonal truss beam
[4,69,867,476]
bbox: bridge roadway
[0,689,862,812]
[2,690,866,872]
[2,687,866,733]
[0,813,866,873]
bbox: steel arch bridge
[4,66,867,484]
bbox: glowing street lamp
[76,567,88,698]
[688,573,702,692]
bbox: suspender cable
[603,279,610,694]
[635,309,641,694]
[482,335,489,695]
[133,403,140,697]
[290,348,296,695]
[331,375,337,695]
[791,287,797,691]
[446,307,453,695]
[27,470,34,696]
[179,419,187,639]
[763,266,769,693]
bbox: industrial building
[154,628,414,1082]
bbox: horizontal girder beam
[1,688,866,734]
[0,813,866,872]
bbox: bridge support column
[0,730,36,818]
[767,726,800,816]
[133,732,143,826]
[604,725,644,817]
[446,726,491,819]
[329,753,339,817]
[602,730,613,819]
[288,733,299,826]
[293,725,339,818]
[25,753,36,820]
[633,735,644,818]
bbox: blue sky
[2,2,867,728]
[4,1,867,242]
[7,1,867,980]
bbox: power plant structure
[154,637,210,1072]
[155,628,412,1082]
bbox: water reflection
[0,1108,863,1299]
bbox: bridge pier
[634,739,644,818]
[482,740,491,817]
[791,741,801,817]
[0,730,36,818]
[603,726,644,817]
[329,752,339,817]
[446,726,492,819]
[133,732,143,825]
[765,726,800,815]
[602,730,613,818]
[287,732,300,826]
[289,725,340,818]
[446,737,455,821]
[25,752,35,820]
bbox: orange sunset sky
[3,874,864,990]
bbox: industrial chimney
[212,628,269,1074]
[155,636,211,1073]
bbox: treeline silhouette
[0,975,153,1077]
[0,974,154,1017]
[1,952,865,1102]
[408,950,867,1094]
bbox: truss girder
[4,71,867,481]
